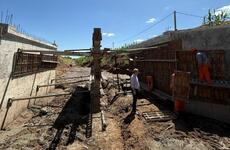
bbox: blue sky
[0,0,230,50]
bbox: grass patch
[75,56,93,66]
[62,56,74,65]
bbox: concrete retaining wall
[133,25,230,50]
[132,25,230,79]
[185,101,230,124]
[0,24,57,128]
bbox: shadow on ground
[173,112,230,138]
[144,90,230,139]
[47,87,91,150]
[124,112,135,124]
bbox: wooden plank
[174,71,191,101]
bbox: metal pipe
[116,91,132,94]
[1,92,71,130]
[37,79,89,89]
[1,103,10,130]
[10,92,71,102]
[27,73,37,108]
[135,59,177,62]
[101,110,107,131]
[51,75,90,83]
[122,44,169,52]
[0,73,12,109]
[17,49,91,56]
[64,48,91,51]
[0,52,17,109]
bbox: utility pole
[174,11,177,31]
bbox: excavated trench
[48,86,91,150]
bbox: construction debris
[142,111,176,122]
[101,110,107,131]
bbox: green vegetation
[74,48,131,68]
[111,49,129,54]
[62,56,74,65]
[115,41,139,51]
[75,56,93,66]
[204,9,229,26]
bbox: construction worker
[192,48,212,84]
[130,68,140,114]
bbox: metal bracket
[36,86,39,92]
[7,98,12,108]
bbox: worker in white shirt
[130,68,140,113]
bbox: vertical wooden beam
[114,54,120,91]
[91,28,102,113]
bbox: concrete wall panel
[185,101,230,124]
[0,24,57,128]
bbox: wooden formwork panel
[190,85,230,105]
[133,41,187,95]
[174,71,190,101]
[137,60,175,95]
[207,51,225,79]
[132,41,228,105]
[176,50,225,80]
[176,51,197,78]
[141,49,176,60]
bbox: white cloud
[146,18,156,24]
[102,32,115,37]
[107,33,115,37]
[164,6,171,10]
[134,39,144,43]
[216,4,230,15]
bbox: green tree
[204,9,229,26]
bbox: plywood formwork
[129,40,230,105]
[131,40,180,95]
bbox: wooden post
[114,54,120,91]
[91,28,102,113]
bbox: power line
[118,12,173,43]
[104,11,205,48]
[176,11,204,18]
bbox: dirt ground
[0,66,229,150]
